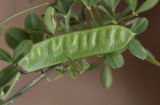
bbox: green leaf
[13,40,33,63]
[103,0,120,10]
[101,66,112,88]
[0,73,20,100]
[98,5,111,16]
[0,48,12,63]
[81,0,99,7]
[129,39,147,60]
[0,65,18,88]
[0,65,20,100]
[137,0,159,13]
[4,28,30,49]
[60,0,74,14]
[80,59,90,74]
[44,7,57,34]
[119,6,132,18]
[125,0,137,12]
[146,50,160,67]
[106,52,124,69]
[25,13,44,42]
[0,26,3,36]
[25,13,45,31]
[28,32,44,43]
[18,25,135,73]
[131,17,148,34]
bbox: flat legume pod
[18,25,135,73]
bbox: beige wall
[0,1,160,105]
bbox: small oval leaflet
[44,6,57,34]
[18,25,135,73]
[101,66,112,88]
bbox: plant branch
[1,65,58,105]
[0,2,49,25]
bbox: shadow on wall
[0,1,160,105]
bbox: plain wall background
[0,1,160,105]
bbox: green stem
[98,5,111,16]
[111,8,116,15]
[118,14,137,22]
[64,15,70,32]
[0,2,49,25]
[1,66,58,105]
[87,7,98,27]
